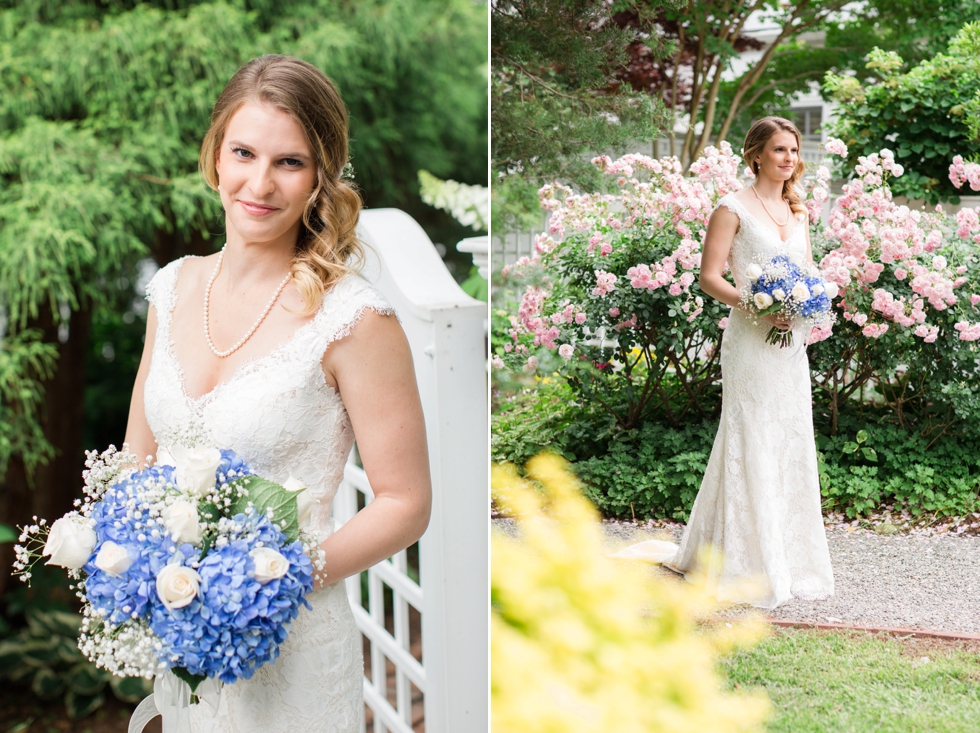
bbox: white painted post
[356,209,488,733]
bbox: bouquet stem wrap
[128,669,222,732]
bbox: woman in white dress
[124,55,431,731]
[623,117,834,609]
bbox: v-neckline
[164,257,323,406]
[730,193,801,244]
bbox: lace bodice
[718,192,808,291]
[143,256,395,535]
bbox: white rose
[824,282,839,299]
[94,541,134,577]
[170,446,222,497]
[772,288,786,301]
[810,283,825,296]
[43,514,97,570]
[156,564,202,610]
[745,264,763,282]
[791,282,811,302]
[250,547,290,583]
[282,474,314,529]
[753,292,774,309]
[932,255,947,271]
[161,499,201,544]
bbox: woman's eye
[232,146,253,159]
[282,158,303,168]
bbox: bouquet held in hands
[742,255,838,347]
[13,444,325,700]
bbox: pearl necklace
[750,185,790,227]
[204,247,291,358]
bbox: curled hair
[742,116,808,219]
[199,55,364,314]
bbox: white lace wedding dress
[141,256,395,732]
[615,193,834,609]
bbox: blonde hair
[742,116,807,219]
[199,55,364,314]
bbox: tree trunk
[0,301,92,600]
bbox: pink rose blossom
[558,344,574,359]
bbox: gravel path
[494,518,980,634]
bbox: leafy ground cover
[720,628,980,733]
[492,374,980,523]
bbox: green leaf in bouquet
[109,674,154,703]
[66,661,108,695]
[197,500,221,523]
[31,666,66,699]
[172,666,207,693]
[228,476,300,542]
[64,688,105,720]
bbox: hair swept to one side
[199,54,364,314]
[741,116,808,219]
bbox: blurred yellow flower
[492,454,769,733]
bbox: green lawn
[720,628,980,733]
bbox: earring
[217,184,222,191]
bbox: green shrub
[494,386,980,520]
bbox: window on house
[793,107,823,141]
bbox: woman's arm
[699,205,742,309]
[123,305,160,466]
[317,310,432,585]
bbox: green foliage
[823,22,980,203]
[229,476,300,542]
[573,419,718,521]
[459,266,489,302]
[0,523,16,543]
[491,0,671,231]
[493,382,980,519]
[816,413,980,518]
[0,331,58,477]
[0,609,152,720]
[0,0,487,480]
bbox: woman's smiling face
[215,101,317,248]
[755,130,800,182]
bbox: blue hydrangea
[85,465,178,624]
[218,450,254,483]
[149,514,314,683]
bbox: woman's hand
[762,313,792,330]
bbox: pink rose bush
[495,144,745,427]
[495,137,980,432]
[807,142,980,430]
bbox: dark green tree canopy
[492,0,673,232]
[823,22,980,203]
[0,0,487,480]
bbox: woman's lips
[239,200,279,216]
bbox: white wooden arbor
[332,209,488,733]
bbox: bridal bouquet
[13,445,326,695]
[742,255,839,347]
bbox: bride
[123,55,432,731]
[618,117,834,609]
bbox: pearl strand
[750,184,790,227]
[204,247,292,358]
